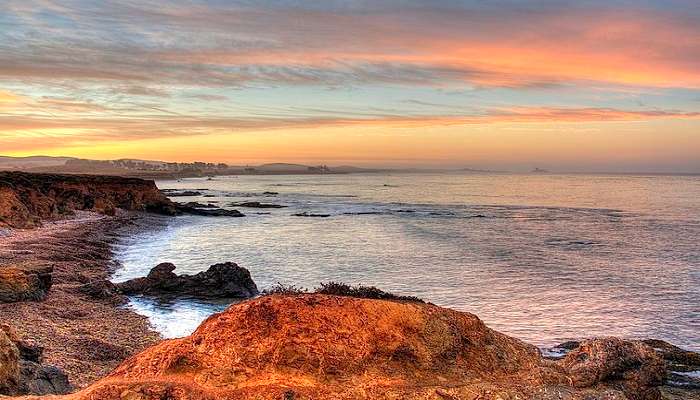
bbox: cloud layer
[1,0,699,168]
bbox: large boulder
[0,264,53,303]
[117,262,258,299]
[18,295,673,399]
[52,294,553,399]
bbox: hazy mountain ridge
[0,155,384,177]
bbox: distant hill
[0,156,76,170]
[0,155,380,177]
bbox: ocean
[112,173,700,351]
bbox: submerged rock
[0,264,53,303]
[175,204,245,217]
[229,201,287,209]
[292,212,331,217]
[179,201,218,209]
[116,262,258,299]
[165,190,203,197]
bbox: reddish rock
[0,264,53,303]
[561,337,665,400]
[0,171,178,229]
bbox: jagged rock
[175,204,245,217]
[0,325,72,396]
[0,264,53,303]
[79,279,121,300]
[561,337,665,400]
[116,262,258,299]
[165,191,202,197]
[0,329,19,395]
[179,201,217,209]
[0,171,178,228]
[642,339,700,370]
[230,201,286,209]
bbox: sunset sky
[1,0,699,171]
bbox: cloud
[2,106,698,152]
[1,1,698,89]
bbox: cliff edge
[0,171,177,228]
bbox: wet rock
[642,339,700,371]
[165,190,202,197]
[262,191,279,196]
[230,201,287,209]
[177,206,245,217]
[560,337,665,400]
[293,212,330,218]
[179,201,217,209]
[0,264,53,303]
[116,262,258,299]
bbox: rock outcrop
[561,338,665,399]
[0,171,178,228]
[0,324,72,396]
[116,262,258,299]
[40,295,670,400]
[0,263,53,303]
[230,201,287,209]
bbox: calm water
[112,173,700,350]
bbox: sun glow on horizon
[1,1,699,171]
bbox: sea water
[112,173,700,350]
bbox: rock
[166,191,202,197]
[642,339,700,370]
[229,201,286,209]
[560,337,665,400]
[0,329,19,395]
[262,191,279,196]
[22,295,673,400]
[116,262,258,299]
[0,171,178,228]
[179,201,217,209]
[79,279,121,300]
[175,203,245,217]
[292,212,331,217]
[0,264,53,303]
[0,325,72,396]
[18,362,72,395]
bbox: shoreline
[1,211,699,398]
[0,212,162,388]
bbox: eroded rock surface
[0,263,53,302]
[117,262,258,299]
[0,171,178,228]
[42,295,672,400]
[0,324,72,396]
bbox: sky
[0,0,699,171]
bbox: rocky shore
[0,213,162,392]
[1,172,698,399]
